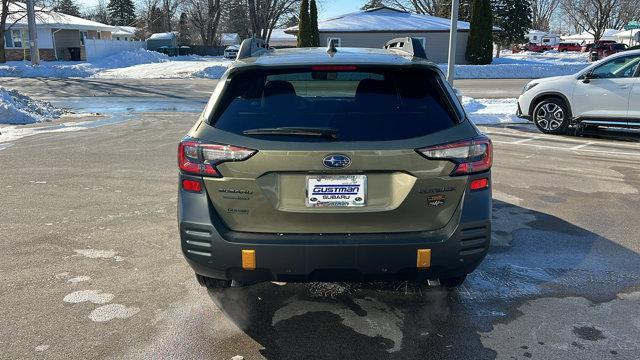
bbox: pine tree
[465,0,493,65]
[54,0,81,17]
[297,0,311,47]
[360,0,384,10]
[107,0,137,26]
[309,0,320,46]
[492,0,531,56]
[178,12,191,45]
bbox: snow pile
[0,86,66,124]
[462,96,523,124]
[442,50,590,79]
[91,48,171,69]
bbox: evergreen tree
[178,12,191,45]
[309,0,320,46]
[54,0,81,17]
[107,0,136,26]
[465,0,493,65]
[360,0,384,10]
[492,0,531,55]
[297,0,311,47]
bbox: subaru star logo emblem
[323,154,351,169]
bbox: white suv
[517,49,640,134]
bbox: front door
[572,55,640,122]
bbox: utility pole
[446,0,459,85]
[26,0,40,65]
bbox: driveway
[1,109,639,359]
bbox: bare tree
[530,0,558,31]
[187,0,221,46]
[560,0,631,41]
[246,0,301,42]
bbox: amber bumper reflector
[242,250,256,270]
[417,249,431,268]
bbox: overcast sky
[74,0,365,20]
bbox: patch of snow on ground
[68,276,91,283]
[73,248,118,259]
[63,290,114,304]
[88,304,140,322]
[0,87,66,124]
[462,96,523,124]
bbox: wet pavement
[1,107,640,359]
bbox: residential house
[284,6,474,64]
[2,2,115,61]
[112,26,136,41]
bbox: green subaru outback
[178,38,492,289]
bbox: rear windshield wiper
[242,127,339,140]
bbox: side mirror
[582,72,594,83]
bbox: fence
[85,39,146,61]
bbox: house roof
[285,6,472,33]
[147,32,177,41]
[2,2,115,31]
[563,29,621,41]
[112,26,136,36]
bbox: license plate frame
[306,175,367,208]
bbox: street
[1,79,640,359]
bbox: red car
[555,42,582,52]
[589,43,628,61]
[525,43,553,52]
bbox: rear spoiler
[384,37,428,59]
[237,38,271,60]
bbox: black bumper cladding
[178,173,492,282]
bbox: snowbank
[1,47,590,80]
[0,87,66,124]
[462,96,523,124]
[440,50,590,79]
[0,49,232,79]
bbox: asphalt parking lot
[1,80,639,359]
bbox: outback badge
[428,194,446,207]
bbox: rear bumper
[178,173,492,282]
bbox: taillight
[470,178,489,191]
[178,139,256,177]
[182,179,203,192]
[416,136,492,176]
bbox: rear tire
[196,274,232,289]
[440,275,467,288]
[532,98,570,134]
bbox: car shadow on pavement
[206,200,640,359]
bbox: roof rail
[237,37,270,60]
[384,37,428,59]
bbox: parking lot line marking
[482,129,640,148]
[511,137,539,144]
[493,140,640,157]
[570,142,594,150]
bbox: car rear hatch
[182,65,490,234]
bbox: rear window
[209,67,460,141]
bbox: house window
[327,37,341,47]
[10,29,24,48]
[80,31,88,45]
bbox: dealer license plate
[306,175,366,207]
